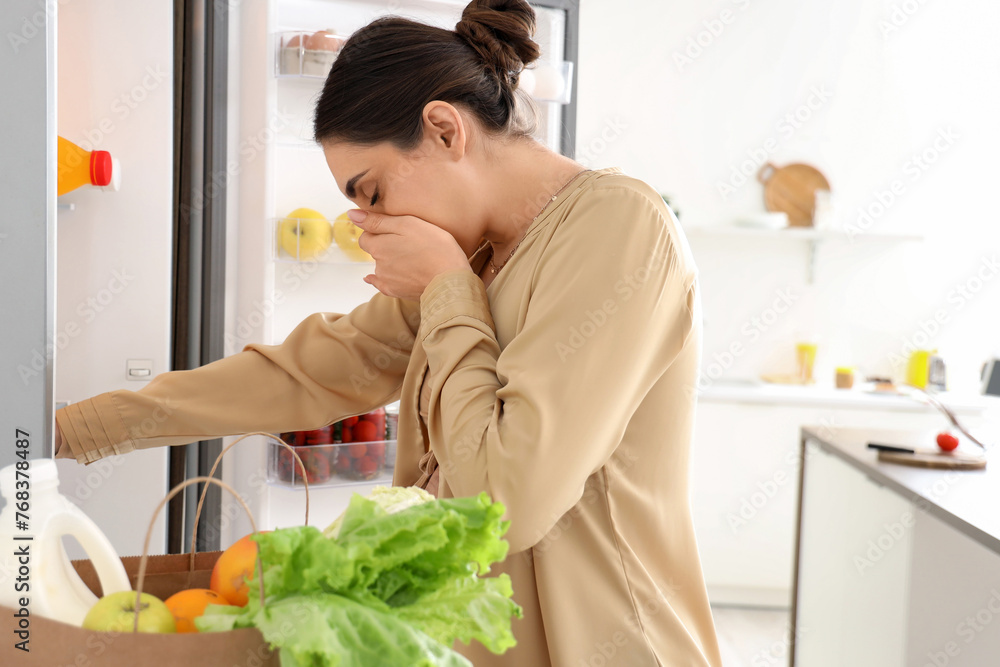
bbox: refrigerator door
[53,0,173,558]
[0,0,57,470]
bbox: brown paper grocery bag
[0,550,280,666]
[0,435,307,666]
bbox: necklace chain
[489,169,589,275]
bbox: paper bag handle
[189,432,310,573]
[134,476,263,633]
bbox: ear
[421,101,467,160]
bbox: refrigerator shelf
[267,439,397,489]
[272,216,374,264]
[522,60,575,105]
[275,30,346,79]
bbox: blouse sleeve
[56,293,420,464]
[420,183,698,553]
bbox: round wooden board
[758,162,830,227]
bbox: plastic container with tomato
[268,409,393,487]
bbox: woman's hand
[349,209,472,301]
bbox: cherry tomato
[936,432,959,452]
[342,416,359,427]
[353,420,378,443]
[366,442,386,458]
[347,444,367,459]
[305,426,333,445]
[359,409,386,438]
[341,425,353,443]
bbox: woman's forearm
[57,294,420,464]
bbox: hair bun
[455,0,540,87]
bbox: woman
[56,1,721,664]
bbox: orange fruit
[210,532,267,607]
[163,588,232,633]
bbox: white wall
[575,0,1000,393]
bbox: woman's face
[322,108,486,257]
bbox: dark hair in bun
[313,0,540,148]
[455,0,541,89]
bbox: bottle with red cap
[57,136,121,195]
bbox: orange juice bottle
[57,136,119,195]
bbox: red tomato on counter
[936,432,959,452]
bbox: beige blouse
[57,167,722,667]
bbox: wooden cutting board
[877,449,987,470]
[757,162,830,227]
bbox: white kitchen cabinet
[791,426,1000,666]
[688,384,991,607]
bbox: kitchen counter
[790,424,1000,666]
[698,381,991,414]
[799,425,1000,552]
[689,390,995,608]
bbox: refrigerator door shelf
[268,439,397,489]
[275,31,347,78]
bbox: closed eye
[369,188,380,207]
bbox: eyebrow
[345,169,370,199]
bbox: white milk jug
[0,459,132,626]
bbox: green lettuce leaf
[250,595,472,667]
[395,574,520,654]
[197,491,521,667]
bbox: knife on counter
[867,443,916,454]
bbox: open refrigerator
[1,0,573,559]
[220,0,577,544]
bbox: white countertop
[802,425,1000,554]
[698,381,993,415]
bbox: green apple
[278,207,332,259]
[82,591,177,633]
